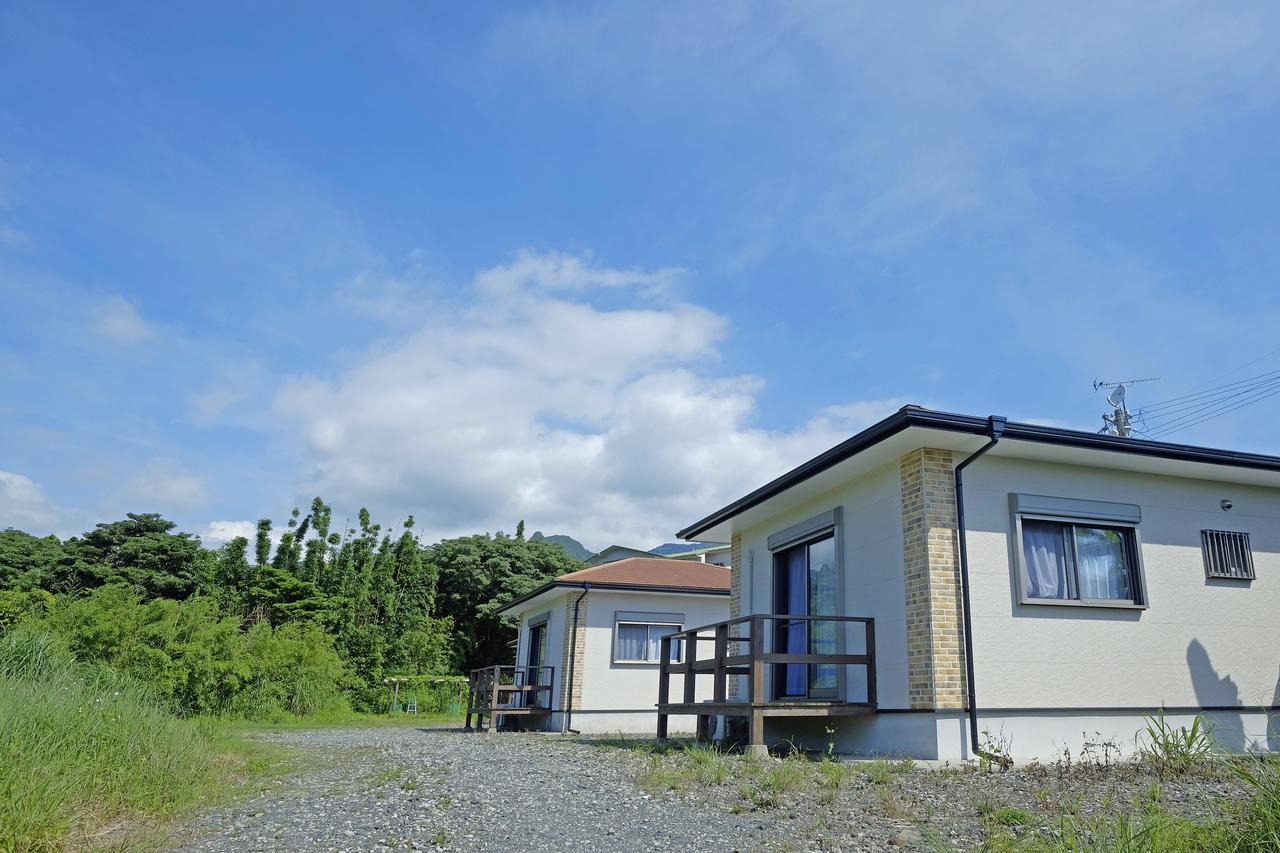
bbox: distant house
[587,542,732,567]
[584,545,654,566]
[468,558,730,733]
[658,405,1280,759]
[657,542,732,567]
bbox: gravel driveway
[171,725,1243,852]
[172,726,794,852]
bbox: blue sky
[3,2,1280,549]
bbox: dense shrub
[39,585,350,719]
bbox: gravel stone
[170,726,1245,852]
[172,727,788,852]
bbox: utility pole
[1094,377,1158,437]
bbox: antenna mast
[1093,377,1159,437]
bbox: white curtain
[651,625,682,662]
[1022,520,1068,599]
[1074,527,1131,600]
[617,624,648,660]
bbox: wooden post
[749,709,767,758]
[656,635,671,740]
[488,666,500,734]
[682,633,696,707]
[865,620,877,709]
[713,623,728,702]
[464,672,474,731]
[748,616,764,705]
[748,616,766,756]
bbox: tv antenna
[1093,377,1159,437]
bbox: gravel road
[171,725,1243,852]
[172,726,794,852]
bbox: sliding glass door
[773,534,838,699]
[525,623,547,706]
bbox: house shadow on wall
[1187,639,1280,752]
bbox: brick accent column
[900,448,967,710]
[728,533,744,700]
[560,592,588,711]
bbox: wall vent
[1200,530,1255,581]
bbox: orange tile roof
[556,556,730,591]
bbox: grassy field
[0,624,471,851]
[0,628,287,851]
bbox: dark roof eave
[677,406,1280,540]
[496,579,730,615]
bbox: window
[1201,530,1255,580]
[1011,493,1146,608]
[614,622,682,663]
[1021,519,1141,603]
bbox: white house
[660,405,1280,760]
[486,557,730,733]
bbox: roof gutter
[496,580,729,616]
[677,406,1280,541]
[955,415,1008,767]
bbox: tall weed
[0,627,245,850]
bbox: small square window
[1201,530,1255,580]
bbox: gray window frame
[611,611,685,666]
[1009,493,1148,610]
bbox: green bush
[0,627,234,850]
[38,585,350,719]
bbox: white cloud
[0,470,66,533]
[474,249,685,296]
[201,519,258,546]
[122,459,209,509]
[97,295,154,344]
[189,386,245,424]
[275,250,913,547]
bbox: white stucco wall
[963,456,1280,753]
[509,587,729,733]
[508,593,567,731]
[734,459,906,706]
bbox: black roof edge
[677,405,1280,540]
[496,579,731,615]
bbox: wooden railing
[656,614,876,743]
[464,665,555,732]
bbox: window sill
[1019,597,1147,611]
[612,659,674,666]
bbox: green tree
[429,533,581,671]
[213,537,252,613]
[61,514,211,599]
[0,529,65,591]
[254,519,272,569]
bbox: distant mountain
[648,541,725,556]
[529,531,592,561]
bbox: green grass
[0,627,283,851]
[228,709,462,734]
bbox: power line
[1147,382,1280,439]
[1138,368,1280,415]
[1137,374,1280,429]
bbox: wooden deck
[464,665,554,733]
[656,614,876,753]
